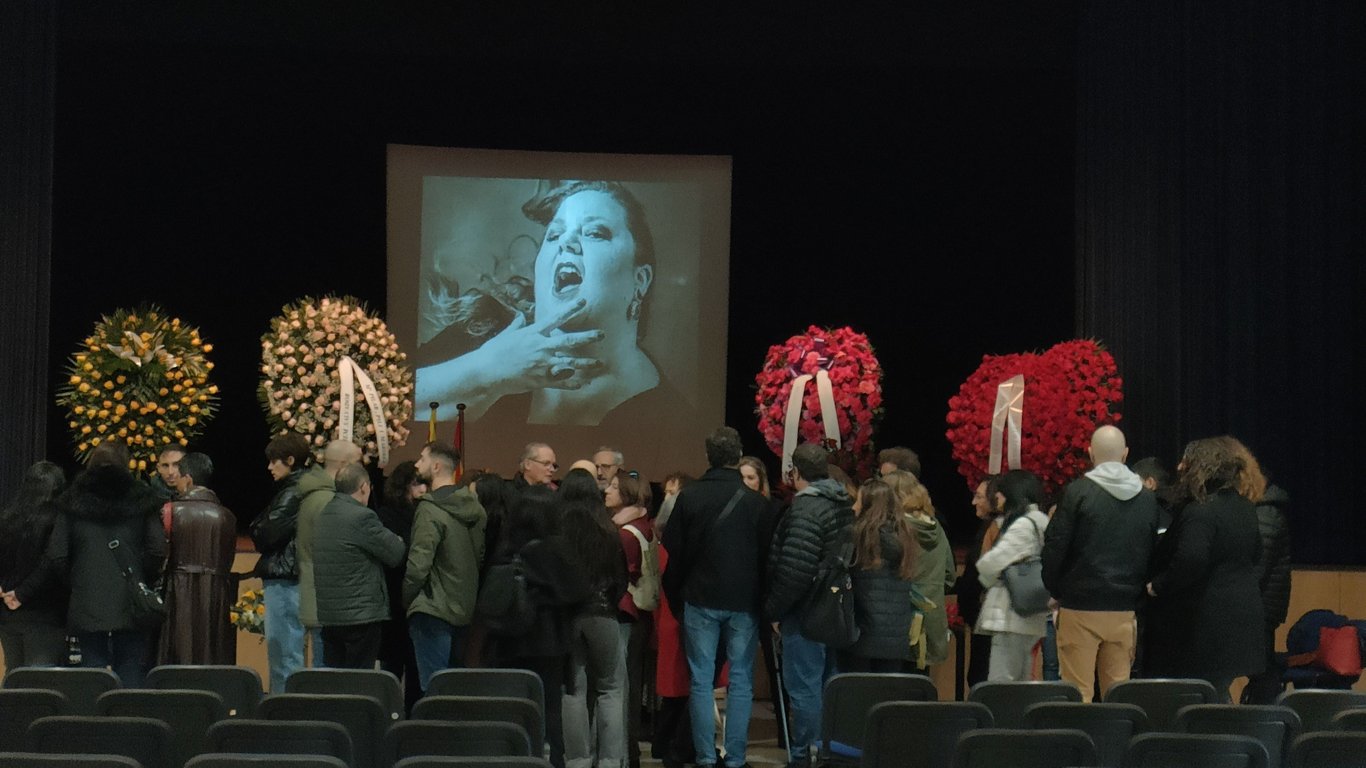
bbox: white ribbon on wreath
[781,369,842,477]
[988,374,1025,475]
[338,355,391,467]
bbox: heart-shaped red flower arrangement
[755,326,884,476]
[945,339,1123,495]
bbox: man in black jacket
[249,431,313,692]
[1244,482,1291,703]
[661,426,772,768]
[764,443,853,768]
[1042,426,1160,702]
[315,463,405,669]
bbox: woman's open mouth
[553,260,583,297]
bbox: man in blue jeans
[764,444,854,768]
[661,427,774,768]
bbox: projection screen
[387,145,732,479]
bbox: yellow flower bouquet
[55,306,219,470]
[231,589,266,636]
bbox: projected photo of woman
[416,180,678,427]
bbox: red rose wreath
[755,325,884,478]
[945,339,1123,495]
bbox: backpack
[622,524,660,612]
[799,533,860,649]
[475,546,538,636]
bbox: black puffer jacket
[250,469,304,579]
[1255,485,1292,627]
[49,464,165,632]
[764,478,854,622]
[848,526,916,661]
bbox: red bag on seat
[1318,625,1363,676]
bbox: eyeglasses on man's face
[530,458,558,471]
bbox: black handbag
[476,545,538,636]
[1001,515,1051,616]
[799,536,860,649]
[107,538,167,630]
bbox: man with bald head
[1042,425,1161,701]
[298,439,364,664]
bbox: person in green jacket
[314,462,406,668]
[295,439,359,667]
[883,470,957,670]
[403,443,488,689]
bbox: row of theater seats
[823,674,1366,767]
[1,665,548,768]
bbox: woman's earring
[626,296,642,322]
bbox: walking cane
[771,626,792,752]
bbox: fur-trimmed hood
[61,464,159,523]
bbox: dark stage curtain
[0,0,56,505]
[1076,1,1366,564]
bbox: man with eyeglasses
[517,442,559,489]
[593,446,624,490]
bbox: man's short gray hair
[335,462,370,495]
[522,442,551,462]
[595,446,624,466]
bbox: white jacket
[975,506,1050,637]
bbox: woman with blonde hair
[1145,438,1265,700]
[882,471,956,670]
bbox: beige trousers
[1056,608,1137,703]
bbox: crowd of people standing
[0,421,1293,768]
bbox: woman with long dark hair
[489,485,590,768]
[974,469,1051,681]
[559,468,629,768]
[0,461,69,667]
[1145,437,1265,700]
[841,479,919,673]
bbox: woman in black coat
[0,461,69,667]
[840,479,918,672]
[1145,437,1265,700]
[50,442,166,686]
[488,485,590,768]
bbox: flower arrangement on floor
[55,306,219,471]
[259,295,414,464]
[755,325,884,479]
[945,339,1123,495]
[231,589,265,637]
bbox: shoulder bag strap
[107,538,141,581]
[623,524,651,549]
[703,489,746,542]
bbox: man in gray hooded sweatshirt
[1042,425,1160,702]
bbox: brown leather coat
[157,486,238,665]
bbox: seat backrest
[287,667,405,722]
[1024,702,1148,768]
[1276,689,1366,732]
[205,718,353,765]
[1287,731,1366,768]
[0,752,141,768]
[392,758,553,768]
[822,673,938,752]
[1174,704,1301,768]
[386,720,534,763]
[864,701,993,768]
[426,669,545,716]
[0,689,70,748]
[186,754,350,768]
[145,664,264,717]
[966,681,1081,729]
[412,695,544,749]
[1124,732,1269,768]
[259,693,388,768]
[952,728,1098,768]
[1105,678,1219,731]
[3,668,120,716]
[26,714,174,768]
[97,688,228,766]
[1330,707,1366,731]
